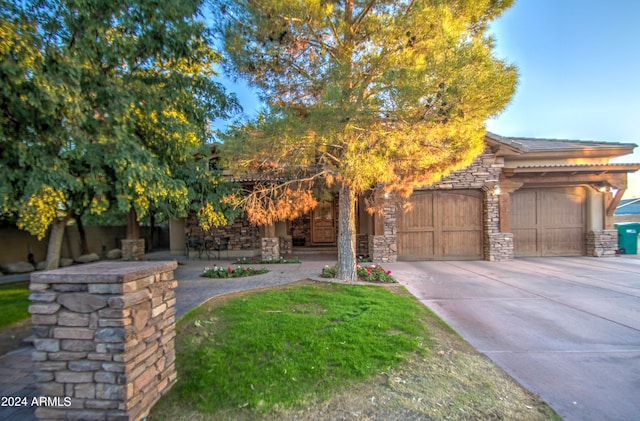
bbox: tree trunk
[147,212,155,252]
[336,184,357,280]
[45,217,68,270]
[75,214,89,255]
[126,208,140,240]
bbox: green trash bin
[615,223,640,254]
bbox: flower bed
[202,265,269,279]
[234,256,301,265]
[321,264,395,283]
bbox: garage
[511,187,586,257]
[397,190,483,261]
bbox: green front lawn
[0,282,31,328]
[152,282,430,417]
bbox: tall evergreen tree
[0,0,239,267]
[212,0,517,279]
[213,0,517,280]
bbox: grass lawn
[0,282,30,328]
[150,281,559,420]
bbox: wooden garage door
[398,190,483,261]
[512,187,586,257]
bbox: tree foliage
[0,0,240,266]
[213,0,517,279]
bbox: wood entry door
[312,200,336,244]
[398,190,484,260]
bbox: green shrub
[234,256,301,264]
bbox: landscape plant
[0,0,240,268]
[212,0,518,280]
[321,263,395,283]
[202,265,269,278]
[235,256,301,265]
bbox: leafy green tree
[0,0,239,268]
[212,0,517,279]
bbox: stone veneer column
[29,261,178,421]
[261,237,280,260]
[279,236,293,256]
[586,230,618,257]
[370,201,397,263]
[484,191,514,261]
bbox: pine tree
[213,0,517,279]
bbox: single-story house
[615,198,640,224]
[169,133,640,262]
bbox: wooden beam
[605,188,626,229]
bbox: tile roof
[616,198,640,215]
[486,132,637,152]
[509,163,640,170]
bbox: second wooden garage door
[398,190,483,261]
[511,187,586,257]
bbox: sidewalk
[0,251,337,421]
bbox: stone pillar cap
[31,261,178,284]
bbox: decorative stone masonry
[372,201,398,263]
[356,234,369,257]
[279,236,293,256]
[185,212,261,252]
[587,230,618,257]
[29,261,178,421]
[369,235,397,263]
[482,189,513,261]
[261,237,280,261]
[121,239,145,261]
[485,233,514,262]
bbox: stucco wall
[0,224,168,266]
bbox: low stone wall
[29,261,178,420]
[586,230,618,257]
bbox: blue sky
[218,0,640,197]
[487,0,640,197]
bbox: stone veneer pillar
[29,261,178,421]
[586,230,618,257]
[370,201,397,263]
[279,236,293,256]
[261,237,280,260]
[484,191,514,261]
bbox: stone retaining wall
[29,261,178,420]
[586,230,618,257]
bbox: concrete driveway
[387,257,640,421]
